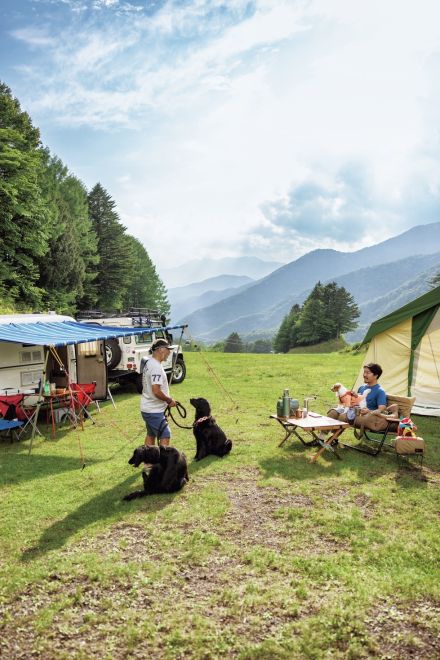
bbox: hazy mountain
[180,222,440,340]
[169,274,253,301]
[169,275,253,320]
[161,256,283,288]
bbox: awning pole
[28,349,49,455]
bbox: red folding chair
[0,393,41,439]
[70,383,97,425]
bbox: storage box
[393,436,425,455]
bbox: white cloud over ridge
[6,0,440,268]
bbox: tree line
[214,281,359,353]
[274,281,359,352]
[0,82,169,316]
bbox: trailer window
[20,349,43,364]
[21,370,43,387]
[123,336,132,344]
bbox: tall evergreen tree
[224,332,243,353]
[87,183,134,311]
[122,235,170,315]
[37,153,99,312]
[0,82,51,308]
[320,281,359,338]
[273,304,301,353]
[274,282,359,350]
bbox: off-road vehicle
[77,309,187,392]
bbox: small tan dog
[331,383,370,413]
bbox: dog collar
[193,416,211,426]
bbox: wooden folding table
[270,412,349,462]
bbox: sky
[1,0,440,273]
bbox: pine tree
[87,183,134,311]
[122,236,170,315]
[0,82,51,308]
[37,153,99,312]
[273,304,301,352]
[224,332,243,353]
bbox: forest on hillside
[0,82,169,316]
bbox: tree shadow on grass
[20,472,182,562]
[0,449,102,487]
[258,439,428,491]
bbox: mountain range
[160,256,283,288]
[174,222,440,343]
[168,274,253,320]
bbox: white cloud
[6,0,440,269]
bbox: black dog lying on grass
[190,397,233,461]
[123,445,189,500]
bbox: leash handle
[166,401,193,430]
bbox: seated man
[326,362,395,433]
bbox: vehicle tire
[105,339,122,369]
[171,357,186,384]
[135,373,143,394]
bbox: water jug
[282,389,290,417]
[276,398,284,417]
[289,398,299,416]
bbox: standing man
[141,338,176,447]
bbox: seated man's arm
[360,387,387,415]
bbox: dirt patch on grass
[353,493,375,519]
[0,553,308,659]
[63,522,158,562]
[366,598,440,659]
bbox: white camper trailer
[0,314,108,399]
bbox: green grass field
[1,352,439,659]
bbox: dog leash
[166,401,194,430]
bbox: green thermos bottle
[282,389,290,417]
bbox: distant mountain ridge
[161,256,283,288]
[179,222,440,341]
[168,274,253,320]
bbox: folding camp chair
[0,393,42,439]
[0,418,24,442]
[342,395,416,457]
[70,382,97,426]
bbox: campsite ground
[0,352,439,659]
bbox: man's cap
[151,338,172,351]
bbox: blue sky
[1,0,440,272]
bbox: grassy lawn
[1,352,439,659]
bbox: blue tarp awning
[0,321,187,347]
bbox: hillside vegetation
[1,353,439,658]
[181,224,440,341]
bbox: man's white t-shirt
[140,357,170,413]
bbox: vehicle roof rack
[76,310,106,319]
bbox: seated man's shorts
[141,411,171,440]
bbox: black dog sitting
[123,445,189,501]
[190,397,233,461]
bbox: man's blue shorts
[141,411,171,440]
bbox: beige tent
[355,285,440,416]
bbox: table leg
[50,398,56,438]
[310,429,343,462]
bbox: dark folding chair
[342,395,416,457]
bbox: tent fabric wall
[412,308,440,413]
[357,286,440,416]
[354,319,412,394]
